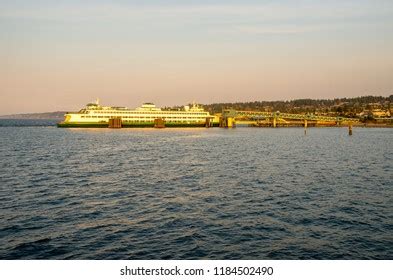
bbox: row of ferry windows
[87,111,207,115]
[81,116,205,119]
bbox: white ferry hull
[57,100,218,128]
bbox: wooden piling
[205,117,211,128]
[108,118,122,128]
[154,118,165,128]
[349,122,353,135]
[219,117,225,128]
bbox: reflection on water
[0,123,392,259]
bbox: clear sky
[1,0,393,114]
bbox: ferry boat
[57,99,215,128]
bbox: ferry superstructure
[58,99,214,128]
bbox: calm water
[0,120,392,259]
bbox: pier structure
[221,109,360,128]
[219,109,236,128]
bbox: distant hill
[0,111,67,120]
[202,95,393,116]
[1,95,392,119]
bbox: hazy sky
[1,0,393,114]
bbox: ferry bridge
[220,109,360,128]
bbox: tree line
[200,95,393,117]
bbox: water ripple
[0,125,392,259]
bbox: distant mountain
[0,111,67,120]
